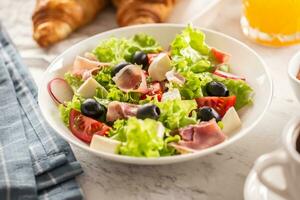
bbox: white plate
[244,167,286,200]
[38,24,272,165]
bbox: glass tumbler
[241,0,300,47]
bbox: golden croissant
[32,0,108,47]
[112,0,176,26]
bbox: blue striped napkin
[0,24,83,199]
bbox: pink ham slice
[176,120,226,151]
[112,64,148,94]
[165,70,185,85]
[82,68,100,81]
[84,52,98,61]
[106,101,140,122]
[72,56,110,77]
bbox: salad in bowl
[47,25,253,158]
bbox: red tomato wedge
[141,82,163,101]
[195,96,236,117]
[211,48,230,64]
[213,70,246,81]
[69,109,110,143]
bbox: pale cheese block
[148,53,172,81]
[77,77,107,98]
[90,135,121,154]
[156,122,165,139]
[161,89,181,102]
[222,107,242,135]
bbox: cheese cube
[148,53,172,81]
[222,107,242,135]
[77,77,107,98]
[90,135,121,154]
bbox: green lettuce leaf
[156,99,198,130]
[170,25,213,73]
[92,37,128,63]
[169,71,213,99]
[105,85,141,104]
[131,33,162,53]
[159,135,181,156]
[93,66,113,90]
[223,79,253,110]
[94,97,111,108]
[92,33,162,64]
[110,119,179,157]
[64,72,83,91]
[109,119,128,141]
[115,117,165,157]
[59,95,82,126]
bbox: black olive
[111,62,130,77]
[206,81,229,97]
[136,104,160,120]
[81,98,106,119]
[132,51,148,69]
[197,106,221,122]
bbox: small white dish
[288,51,300,101]
[247,117,300,200]
[38,24,272,165]
[244,167,286,200]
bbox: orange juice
[241,0,300,46]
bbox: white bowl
[38,24,272,165]
[288,51,300,101]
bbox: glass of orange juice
[241,0,300,47]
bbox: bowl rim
[38,23,273,164]
[288,50,300,84]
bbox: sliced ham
[72,56,110,76]
[165,70,185,85]
[82,68,100,81]
[168,143,196,154]
[84,52,99,61]
[106,101,140,122]
[176,120,226,151]
[112,64,148,94]
[180,127,194,141]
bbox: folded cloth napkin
[0,24,83,199]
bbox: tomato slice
[69,109,110,143]
[195,96,236,117]
[141,82,163,101]
[211,48,230,64]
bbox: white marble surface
[1,0,300,199]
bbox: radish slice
[47,78,74,104]
[213,70,246,81]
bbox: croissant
[32,0,108,47]
[112,0,176,26]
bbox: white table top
[1,0,300,199]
